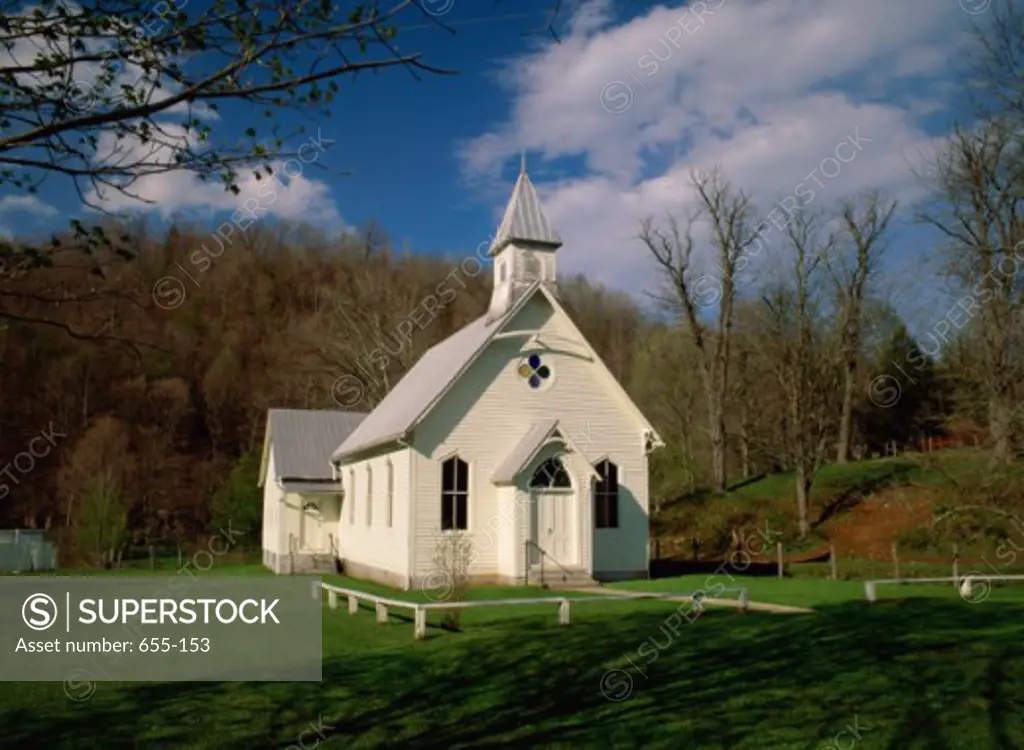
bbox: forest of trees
[0,1,1020,558]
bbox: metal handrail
[524,539,575,586]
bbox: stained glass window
[518,354,551,389]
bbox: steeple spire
[487,157,562,257]
[485,159,562,323]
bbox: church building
[260,162,662,588]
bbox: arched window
[366,465,373,527]
[594,460,619,528]
[441,456,468,531]
[530,457,571,489]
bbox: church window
[517,353,551,389]
[530,457,571,489]
[441,456,468,531]
[595,460,619,528]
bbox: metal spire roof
[488,160,562,256]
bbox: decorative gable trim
[530,284,664,448]
[492,418,601,486]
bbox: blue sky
[0,0,993,330]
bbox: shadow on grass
[2,597,1023,749]
[650,558,781,578]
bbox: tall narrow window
[349,470,356,524]
[366,466,373,526]
[441,456,468,531]
[594,460,619,529]
[386,459,394,528]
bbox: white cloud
[0,194,57,243]
[84,124,343,226]
[0,3,218,121]
[0,194,59,218]
[460,0,969,300]
[0,5,346,230]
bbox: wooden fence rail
[317,582,749,640]
[864,574,1024,603]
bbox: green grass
[727,454,920,505]
[611,573,1024,608]
[2,567,1024,748]
[657,449,1024,558]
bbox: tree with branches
[0,0,607,343]
[639,168,758,495]
[758,209,839,537]
[829,190,898,464]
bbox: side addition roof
[260,409,368,486]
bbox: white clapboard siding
[411,291,649,581]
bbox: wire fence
[0,529,58,571]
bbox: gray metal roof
[333,280,556,460]
[488,167,562,256]
[268,409,367,480]
[491,419,559,485]
[332,312,500,460]
[280,480,344,494]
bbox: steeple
[486,159,562,322]
[488,160,562,257]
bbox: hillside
[652,448,1024,566]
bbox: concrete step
[529,568,599,589]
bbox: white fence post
[328,590,337,609]
[739,588,749,613]
[376,602,388,624]
[865,581,876,603]
[415,607,427,640]
[348,594,358,614]
[558,599,570,625]
[959,576,973,599]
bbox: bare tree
[309,254,445,409]
[758,210,838,536]
[431,533,472,631]
[966,0,1024,126]
[829,191,898,464]
[919,119,1023,466]
[640,169,757,494]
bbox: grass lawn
[2,568,1024,748]
[610,572,1024,608]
